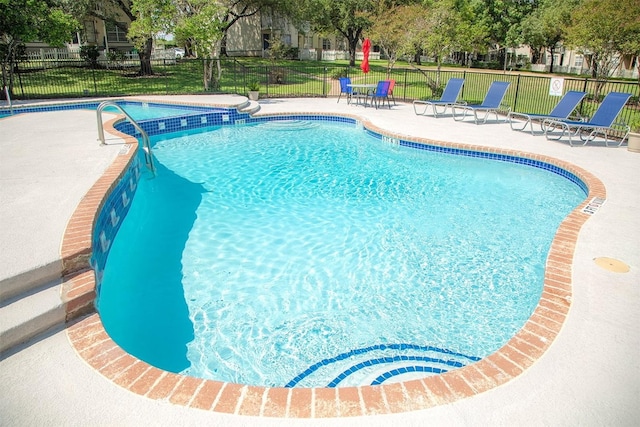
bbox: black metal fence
[5,58,639,125]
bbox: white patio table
[347,83,377,107]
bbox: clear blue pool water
[97,120,586,388]
[99,102,216,120]
[0,100,220,120]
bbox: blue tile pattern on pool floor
[285,343,481,388]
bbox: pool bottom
[61,108,596,418]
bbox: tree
[479,0,538,68]
[417,0,461,73]
[399,0,463,92]
[299,0,376,67]
[616,0,640,85]
[129,0,224,90]
[519,0,578,73]
[454,0,491,67]
[174,1,225,91]
[62,0,155,75]
[1,0,78,97]
[129,1,296,90]
[367,3,418,77]
[565,0,639,87]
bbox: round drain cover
[594,257,630,273]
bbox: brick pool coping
[62,105,605,418]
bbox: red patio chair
[387,79,397,105]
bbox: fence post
[462,70,467,99]
[235,60,239,94]
[265,65,269,98]
[92,65,98,96]
[402,68,407,102]
[579,77,589,115]
[15,63,25,98]
[323,67,327,97]
[513,74,521,112]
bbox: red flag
[360,38,371,74]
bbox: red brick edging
[62,107,604,417]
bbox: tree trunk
[220,32,228,57]
[185,39,195,58]
[549,46,555,74]
[591,54,598,79]
[1,40,19,99]
[203,59,213,91]
[138,37,154,76]
[531,47,541,65]
[348,37,358,67]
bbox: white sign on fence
[549,77,564,96]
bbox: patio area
[0,95,638,426]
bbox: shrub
[107,49,126,62]
[79,45,100,67]
[330,67,349,80]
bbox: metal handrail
[97,100,156,176]
[3,86,13,114]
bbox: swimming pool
[0,99,224,120]
[96,118,586,388]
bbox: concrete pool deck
[1,95,638,426]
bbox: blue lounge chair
[452,81,511,124]
[544,92,632,146]
[413,78,465,117]
[368,80,391,109]
[507,90,587,135]
[337,77,357,104]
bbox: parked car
[173,48,185,58]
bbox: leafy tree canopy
[298,0,378,66]
[1,0,78,92]
[519,0,579,70]
[1,0,78,48]
[566,0,640,82]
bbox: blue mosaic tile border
[116,100,221,114]
[365,128,589,195]
[0,101,100,116]
[0,100,219,118]
[285,343,480,388]
[114,112,357,137]
[90,156,142,292]
[115,109,248,136]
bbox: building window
[83,21,96,43]
[322,38,331,50]
[106,22,128,43]
[304,35,313,49]
[282,34,291,46]
[575,55,584,68]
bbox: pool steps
[0,276,65,355]
[238,100,260,115]
[0,259,62,302]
